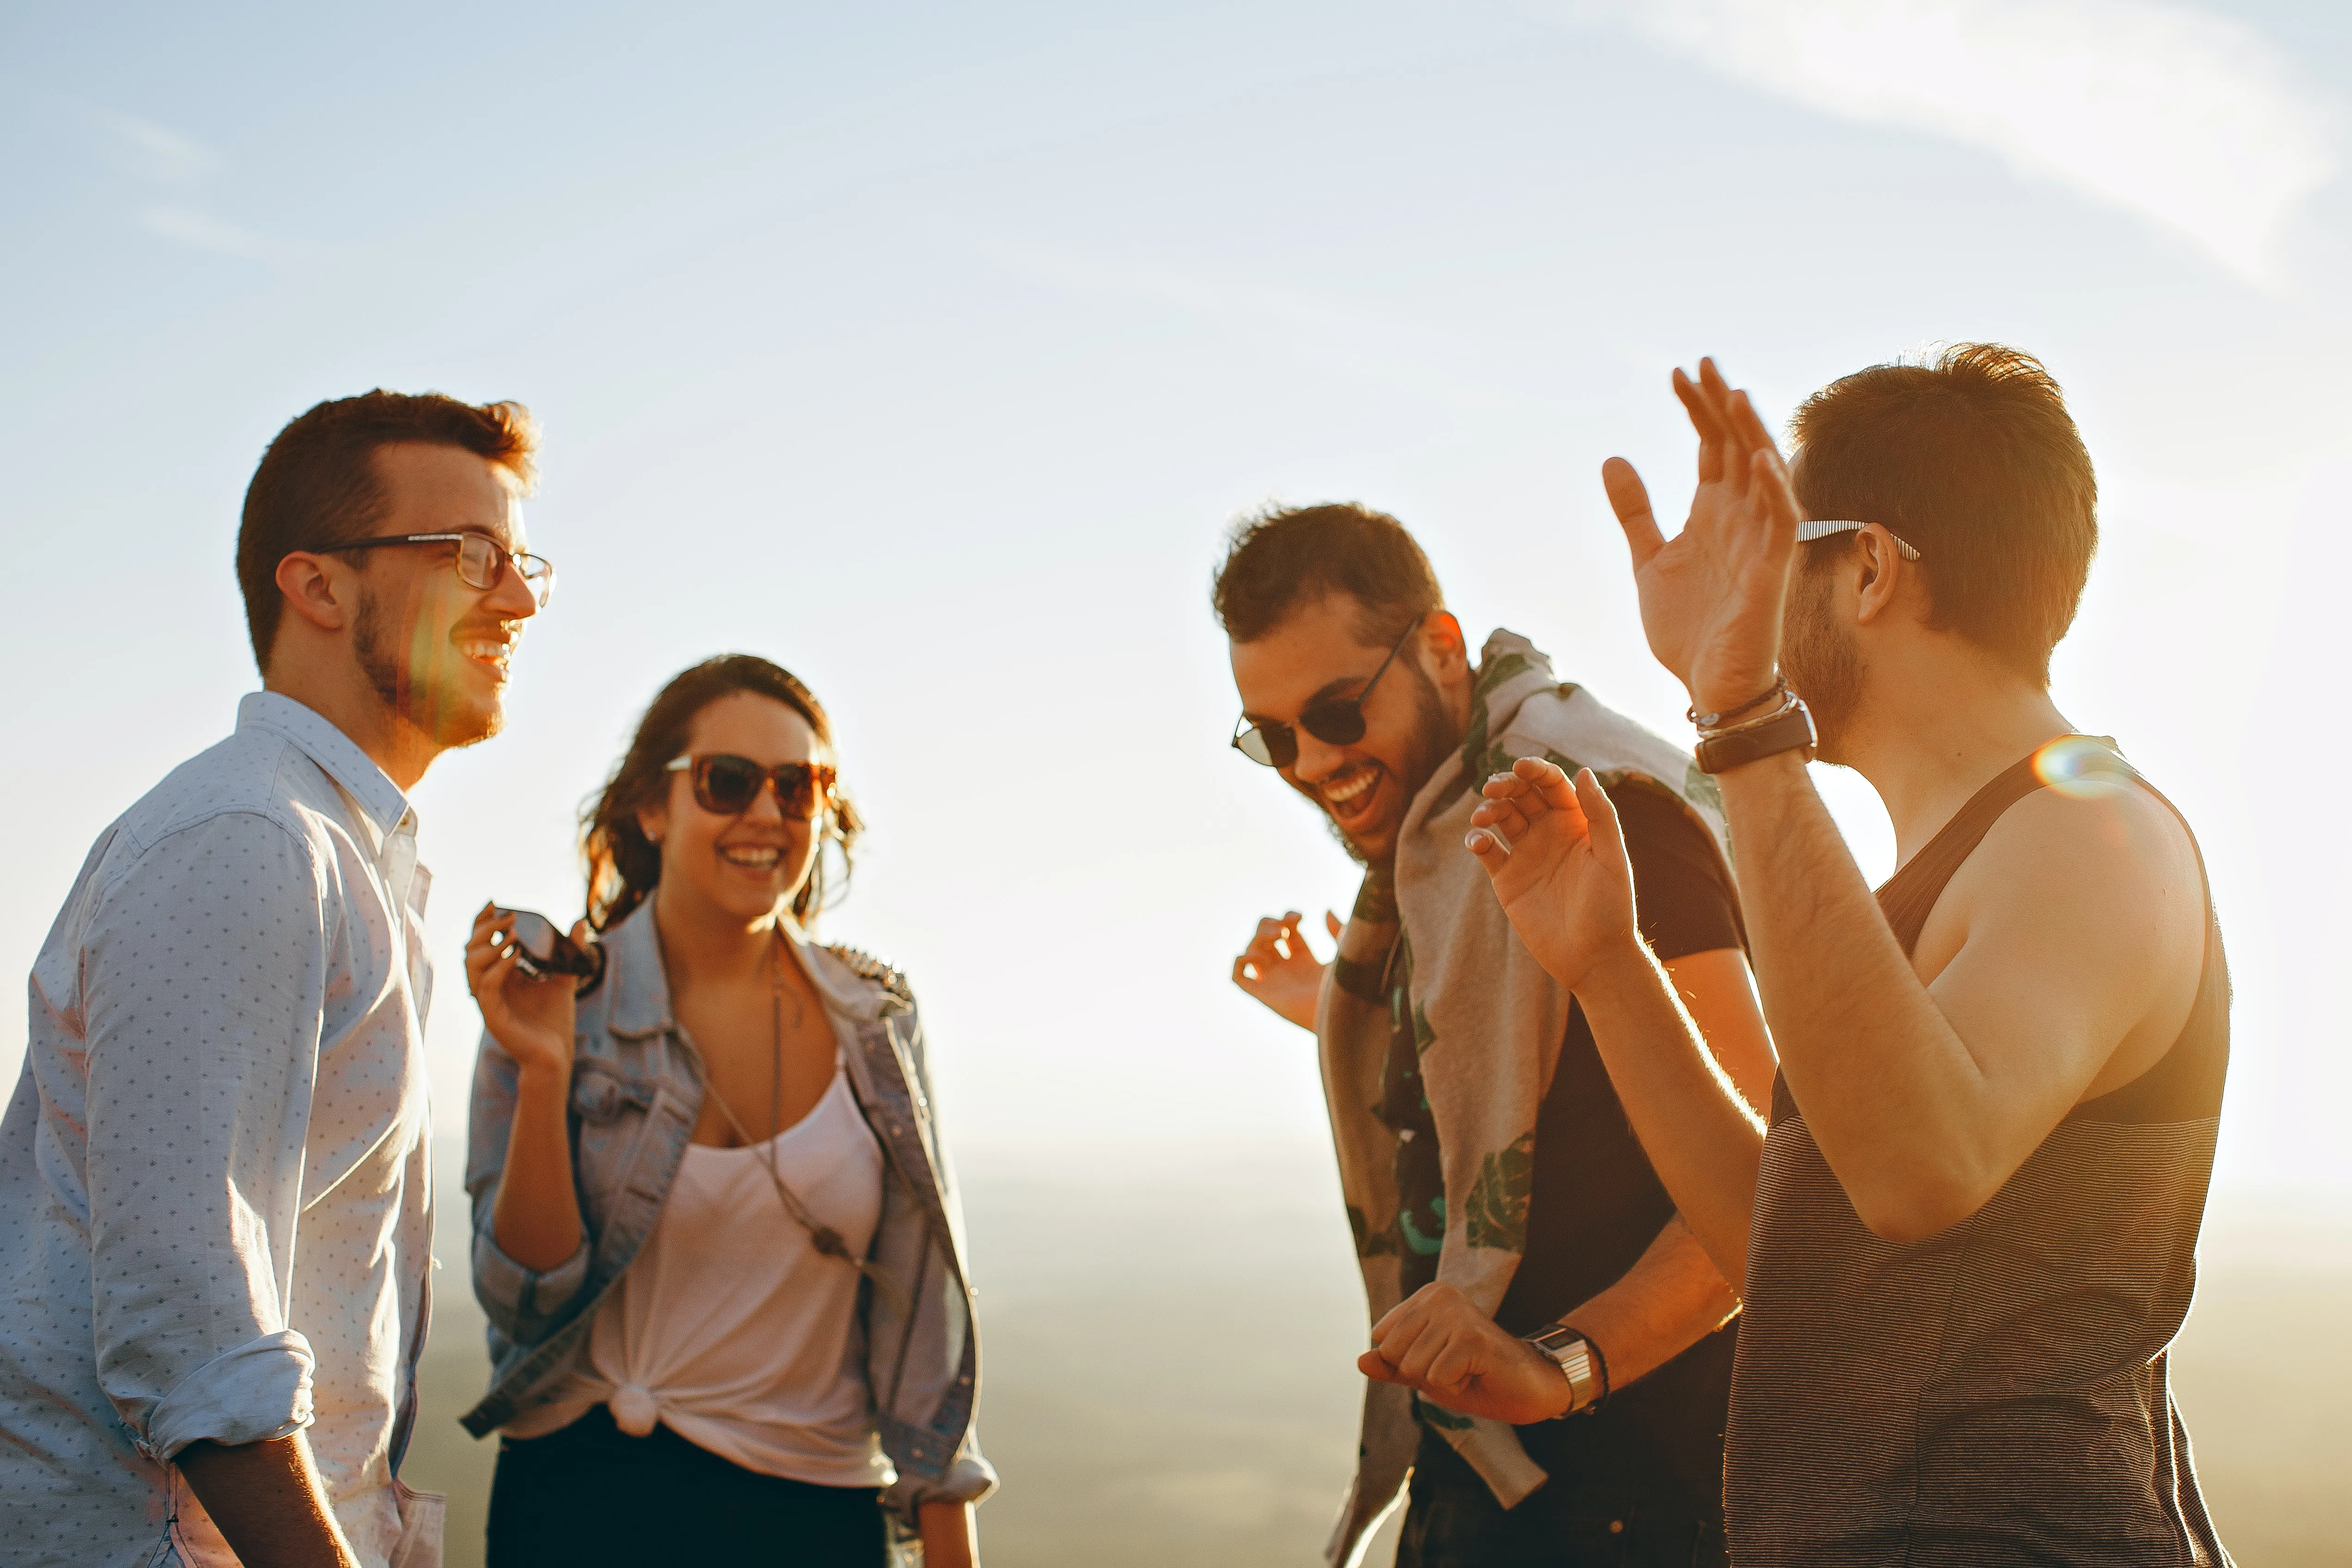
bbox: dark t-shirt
[1371,778,1747,1523]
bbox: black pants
[1397,1424,1729,1568]
[486,1404,887,1568]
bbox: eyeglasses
[666,754,838,818]
[1231,617,1421,769]
[313,532,557,608]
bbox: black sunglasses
[666,754,838,818]
[1231,618,1420,769]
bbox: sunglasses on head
[1231,616,1420,769]
[666,754,838,818]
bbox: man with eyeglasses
[1219,503,1774,1568]
[0,391,548,1568]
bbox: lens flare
[2031,734,2135,799]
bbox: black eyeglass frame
[311,531,556,608]
[1230,616,1422,769]
[665,753,839,820]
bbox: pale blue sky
[5,0,2348,1200]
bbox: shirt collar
[237,691,415,842]
[602,899,885,1039]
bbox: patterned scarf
[1318,629,1729,1567]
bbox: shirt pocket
[569,1058,658,1207]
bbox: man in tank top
[1371,346,2233,1566]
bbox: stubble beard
[1783,564,1863,765]
[353,587,503,751]
[1325,666,1459,869]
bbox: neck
[653,881,785,999]
[1837,644,2072,868]
[263,667,439,792]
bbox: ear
[1852,531,1908,626]
[1424,611,1471,677]
[635,796,669,848]
[274,552,356,635]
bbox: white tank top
[507,1061,891,1488]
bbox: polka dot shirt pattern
[0,693,437,1568]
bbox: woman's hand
[919,1501,978,1568]
[465,901,581,1079]
[1231,909,1340,1032]
[1467,762,1641,993]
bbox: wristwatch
[1695,696,1816,775]
[1523,1324,1602,1417]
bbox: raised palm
[1467,761,1638,993]
[1608,360,1805,714]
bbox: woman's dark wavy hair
[582,655,865,933]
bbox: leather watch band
[1695,698,1817,775]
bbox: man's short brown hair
[1212,501,1443,647]
[1790,343,2096,685]
[236,390,540,671]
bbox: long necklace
[699,932,904,1311]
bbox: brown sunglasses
[665,754,837,818]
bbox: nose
[742,778,789,825]
[485,553,542,621]
[1288,727,1350,786]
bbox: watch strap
[1695,698,1817,775]
[1523,1324,1601,1416]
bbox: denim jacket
[460,901,994,1523]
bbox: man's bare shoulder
[1917,774,2207,1081]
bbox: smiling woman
[458,654,993,1568]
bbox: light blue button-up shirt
[0,693,437,1567]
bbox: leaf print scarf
[1318,629,1730,1568]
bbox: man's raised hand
[1607,359,1806,713]
[1232,909,1341,1031]
[1467,762,1640,993]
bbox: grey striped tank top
[1723,741,2232,1567]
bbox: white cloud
[140,204,277,261]
[87,107,223,188]
[1578,0,2337,287]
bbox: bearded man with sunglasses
[1,391,547,1568]
[1218,503,1775,1568]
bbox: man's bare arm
[1360,946,1762,1416]
[176,1433,361,1568]
[1573,941,1767,1289]
[1597,362,2206,1243]
[1716,750,2198,1240]
[1470,767,1770,1286]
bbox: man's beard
[1324,665,1459,867]
[1783,563,1863,763]
[353,588,503,750]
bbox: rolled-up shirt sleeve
[81,811,329,1459]
[464,1028,592,1342]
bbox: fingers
[466,935,522,1003]
[1750,447,1804,547]
[1571,768,1630,869]
[1324,910,1343,941]
[1514,757,1583,817]
[1601,458,1666,568]
[1469,797,1530,840]
[1234,912,1310,985]
[1671,368,1727,491]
